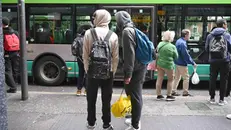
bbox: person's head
[216,19,227,29]
[2,17,10,28]
[181,29,191,41]
[77,24,92,36]
[162,30,175,42]
[115,11,132,32]
[92,9,111,28]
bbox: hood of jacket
[3,26,15,35]
[210,27,227,36]
[115,11,134,31]
[93,9,111,28]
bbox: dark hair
[216,19,227,27]
[77,24,92,36]
[2,17,10,26]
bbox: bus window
[159,5,182,43]
[185,16,203,43]
[76,5,95,37]
[28,6,72,44]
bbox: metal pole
[18,0,28,100]
[0,2,8,129]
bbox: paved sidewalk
[7,86,231,130]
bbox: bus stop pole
[18,0,28,100]
[0,2,9,129]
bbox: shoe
[76,90,81,96]
[86,123,96,130]
[218,100,228,106]
[125,113,132,118]
[125,126,140,130]
[157,95,165,100]
[166,96,175,101]
[182,93,193,96]
[172,92,180,96]
[226,114,231,120]
[208,98,216,104]
[103,124,114,130]
[125,122,141,130]
[125,118,131,126]
[7,88,17,93]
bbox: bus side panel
[27,61,33,76]
[65,61,79,78]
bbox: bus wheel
[34,56,66,86]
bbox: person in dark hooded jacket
[205,19,231,106]
[2,17,20,93]
[115,11,146,130]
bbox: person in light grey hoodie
[83,9,119,130]
[115,11,147,130]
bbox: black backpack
[88,28,113,79]
[71,34,84,58]
[209,33,228,60]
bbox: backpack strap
[104,30,113,42]
[90,28,98,41]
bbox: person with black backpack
[205,19,231,106]
[82,9,119,130]
[2,17,20,93]
[71,24,92,96]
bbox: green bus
[2,0,231,85]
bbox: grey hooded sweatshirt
[115,11,145,78]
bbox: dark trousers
[125,66,146,129]
[209,62,229,101]
[226,71,231,97]
[77,58,85,90]
[5,51,19,90]
[87,73,113,127]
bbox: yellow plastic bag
[111,89,131,118]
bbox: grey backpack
[88,28,113,79]
[209,33,228,60]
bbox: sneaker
[125,113,132,118]
[125,122,141,130]
[172,92,180,96]
[208,98,216,104]
[86,123,96,130]
[103,125,114,130]
[166,96,175,101]
[157,95,165,100]
[125,118,131,126]
[125,126,140,130]
[7,88,17,93]
[218,100,228,106]
[226,114,231,120]
[76,90,81,96]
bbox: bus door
[101,5,156,81]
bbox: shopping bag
[191,67,200,85]
[111,89,131,118]
[147,60,157,71]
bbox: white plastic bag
[191,68,200,85]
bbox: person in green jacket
[156,30,178,101]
